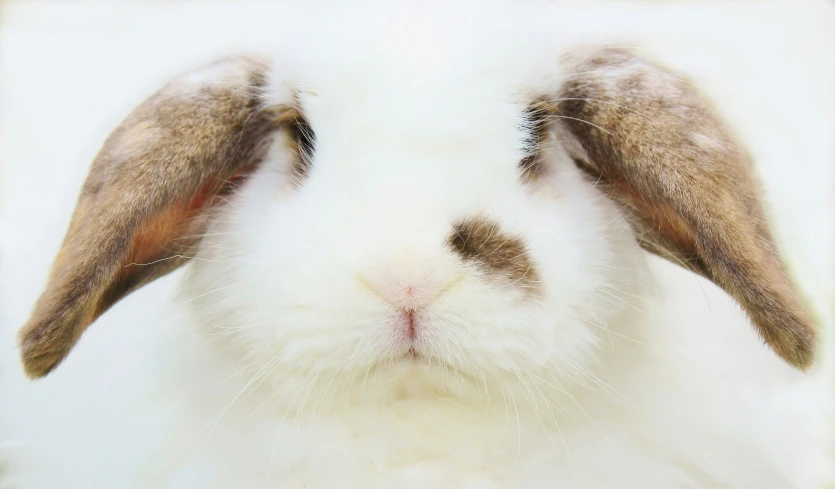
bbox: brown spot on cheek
[447,217,540,295]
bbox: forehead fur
[266,1,566,143]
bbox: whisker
[541,115,612,136]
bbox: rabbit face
[183,69,646,410]
[18,3,814,390]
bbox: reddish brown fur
[18,55,304,378]
[543,47,817,369]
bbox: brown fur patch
[448,216,540,294]
[540,47,817,369]
[18,55,305,378]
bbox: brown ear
[19,55,304,378]
[544,47,817,369]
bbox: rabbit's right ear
[19,55,305,379]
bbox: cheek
[526,206,612,317]
[186,181,367,361]
[507,184,639,368]
[227,225,385,369]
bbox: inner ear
[568,150,708,277]
[18,56,308,379]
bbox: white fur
[1,1,833,488]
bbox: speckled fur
[18,56,298,377]
[549,48,817,368]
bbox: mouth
[398,346,425,364]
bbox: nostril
[390,282,431,311]
[356,260,463,310]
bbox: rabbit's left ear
[19,56,306,379]
[537,47,817,369]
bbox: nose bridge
[365,170,453,241]
[342,168,460,291]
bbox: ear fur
[542,47,817,369]
[18,55,301,378]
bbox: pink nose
[359,262,459,312]
[375,274,449,311]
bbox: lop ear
[19,55,304,378]
[542,47,817,369]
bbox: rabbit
[3,1,833,488]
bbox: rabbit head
[17,23,817,413]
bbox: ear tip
[773,319,818,371]
[21,362,52,380]
[792,340,817,372]
[17,319,73,380]
[19,350,61,380]
[789,350,815,372]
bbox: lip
[390,309,423,348]
[407,346,425,362]
[395,346,426,364]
